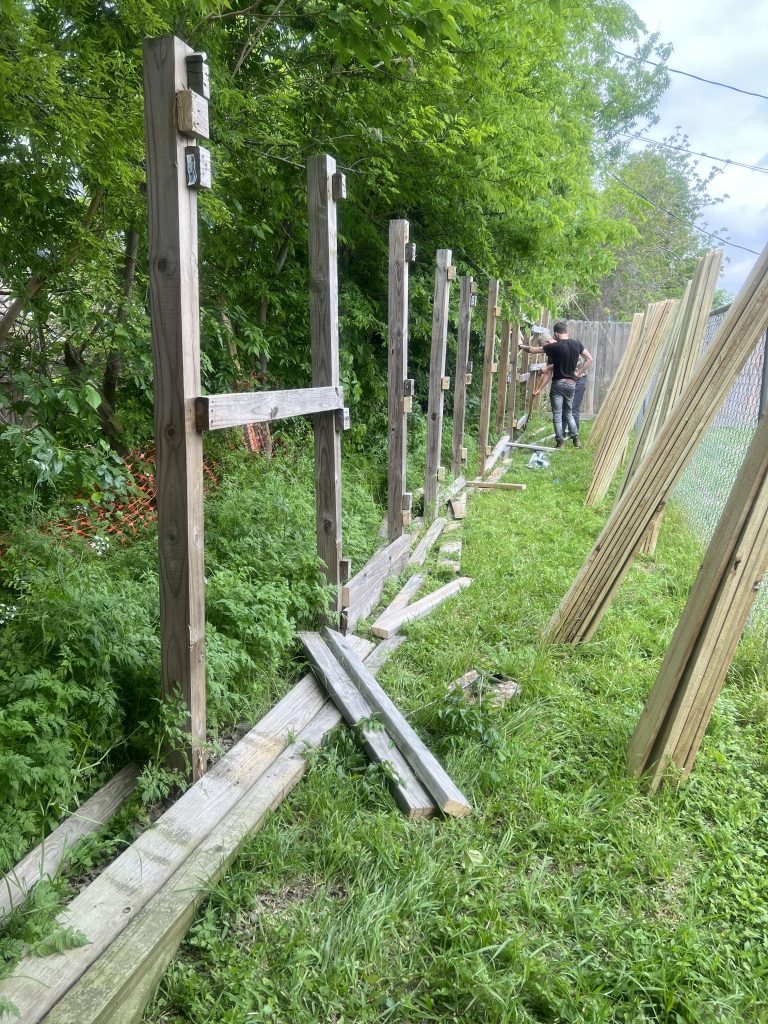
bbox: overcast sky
[625,1,768,297]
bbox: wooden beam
[408,516,447,567]
[495,319,511,434]
[477,279,500,477]
[388,219,410,540]
[364,634,407,674]
[308,154,344,614]
[0,765,139,920]
[424,250,453,522]
[341,533,414,632]
[143,35,207,780]
[320,629,472,816]
[451,277,473,476]
[469,481,526,491]
[548,241,768,644]
[370,577,472,639]
[300,633,436,818]
[195,386,343,432]
[483,433,510,475]
[377,573,425,618]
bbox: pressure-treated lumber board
[377,573,425,618]
[586,300,675,505]
[143,34,207,780]
[0,673,331,1022]
[300,633,436,819]
[469,480,526,491]
[451,277,473,476]
[364,634,407,674]
[477,278,500,476]
[370,577,472,639]
[627,414,768,790]
[1,765,139,920]
[548,240,768,644]
[483,433,510,475]
[308,154,345,613]
[387,218,410,540]
[588,312,644,452]
[408,516,446,566]
[508,442,557,452]
[40,703,344,1024]
[195,386,343,432]
[320,628,471,816]
[495,320,511,434]
[424,249,453,523]
[341,533,414,632]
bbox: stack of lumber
[587,311,645,453]
[586,301,676,506]
[0,636,387,1024]
[302,628,471,818]
[627,414,768,791]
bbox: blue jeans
[550,379,577,441]
[565,375,586,437]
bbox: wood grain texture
[320,629,471,816]
[143,35,206,780]
[424,249,453,522]
[0,671,332,1021]
[495,320,511,434]
[451,277,473,476]
[364,634,407,673]
[388,219,410,540]
[377,573,425,618]
[408,517,446,567]
[370,577,472,639]
[548,241,768,644]
[300,634,436,818]
[1,765,139,920]
[307,154,343,613]
[196,387,343,431]
[506,326,520,434]
[483,434,510,475]
[341,533,414,632]
[477,279,500,476]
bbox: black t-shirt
[545,338,584,381]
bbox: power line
[618,132,768,176]
[614,51,768,102]
[605,170,760,256]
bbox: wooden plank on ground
[195,387,343,432]
[483,433,510,475]
[408,516,446,566]
[341,533,414,632]
[1,765,139,920]
[370,577,472,639]
[320,629,472,817]
[0,671,339,1021]
[377,573,425,618]
[300,633,436,819]
[469,481,526,491]
[364,634,407,674]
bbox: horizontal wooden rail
[195,386,344,432]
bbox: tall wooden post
[387,219,412,540]
[308,155,345,609]
[477,278,499,476]
[424,249,454,522]
[451,276,473,477]
[143,36,208,781]
[495,319,511,434]
[506,325,521,434]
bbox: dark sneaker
[573,437,582,448]
[555,439,565,449]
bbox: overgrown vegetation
[135,420,768,1023]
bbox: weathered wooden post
[143,36,210,780]
[451,276,473,477]
[477,278,500,476]
[308,154,346,608]
[387,219,415,540]
[495,318,511,434]
[424,249,454,522]
[506,324,522,434]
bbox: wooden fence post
[495,318,511,434]
[506,324,522,433]
[143,35,208,780]
[477,278,500,475]
[388,219,412,540]
[451,276,473,476]
[424,249,453,522]
[308,154,345,612]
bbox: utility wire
[605,170,760,256]
[614,51,768,102]
[618,132,768,176]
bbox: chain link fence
[672,306,768,614]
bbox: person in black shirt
[521,322,593,448]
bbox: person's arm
[533,363,553,396]
[576,347,593,377]
[519,334,553,355]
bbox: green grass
[141,418,768,1024]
